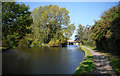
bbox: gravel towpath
[82,46,116,75]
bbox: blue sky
[23,2,118,40]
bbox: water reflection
[3,45,85,74]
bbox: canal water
[2,45,85,74]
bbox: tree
[76,24,84,42]
[90,4,120,54]
[0,2,1,47]
[30,5,75,47]
[76,24,94,46]
[2,2,33,49]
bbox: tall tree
[30,5,75,47]
[2,2,33,48]
[76,24,84,42]
[76,24,94,46]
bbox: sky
[22,2,118,40]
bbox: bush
[29,40,42,47]
[110,57,120,74]
[48,40,59,46]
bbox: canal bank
[73,45,119,75]
[73,45,95,75]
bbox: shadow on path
[82,46,115,75]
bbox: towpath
[82,46,115,75]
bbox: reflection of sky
[67,45,79,50]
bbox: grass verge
[85,45,120,75]
[73,46,95,75]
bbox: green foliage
[2,2,33,49]
[110,57,120,74]
[2,4,75,48]
[90,5,120,54]
[73,46,95,75]
[30,40,42,47]
[48,38,67,47]
[42,44,48,47]
[48,40,59,46]
[30,5,75,47]
[0,2,2,44]
[75,24,95,46]
[75,24,84,42]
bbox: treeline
[2,2,33,49]
[91,4,120,55]
[2,2,75,49]
[75,24,95,46]
[76,4,120,55]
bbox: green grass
[84,45,111,56]
[73,46,95,75]
[84,45,97,51]
[82,47,92,56]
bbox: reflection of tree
[3,50,33,74]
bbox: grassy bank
[84,45,120,75]
[73,46,95,75]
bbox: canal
[2,45,85,74]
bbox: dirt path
[82,46,116,75]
